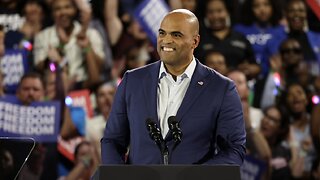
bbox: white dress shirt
[157,57,196,138]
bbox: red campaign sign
[307,0,320,20]
[68,89,94,118]
[57,136,84,161]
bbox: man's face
[52,0,76,28]
[96,84,115,119]
[157,13,199,67]
[228,71,248,100]
[17,77,44,105]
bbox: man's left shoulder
[124,61,160,79]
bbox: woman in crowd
[282,83,317,178]
[234,0,283,77]
[260,105,291,179]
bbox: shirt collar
[158,56,197,81]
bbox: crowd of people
[0,0,319,179]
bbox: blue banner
[240,155,267,180]
[0,49,29,94]
[0,96,61,142]
[133,0,169,46]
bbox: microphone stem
[162,143,169,165]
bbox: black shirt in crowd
[195,26,256,68]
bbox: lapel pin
[198,81,204,86]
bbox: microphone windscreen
[168,116,177,127]
[146,118,154,125]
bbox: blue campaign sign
[133,0,169,46]
[0,96,61,142]
[240,155,267,180]
[0,49,29,94]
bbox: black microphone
[146,118,163,146]
[168,116,182,144]
[145,118,169,164]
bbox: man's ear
[193,35,200,49]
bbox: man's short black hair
[18,72,45,88]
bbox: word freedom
[0,102,56,135]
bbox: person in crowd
[42,63,94,178]
[281,83,317,178]
[111,13,158,80]
[16,72,45,105]
[79,0,113,81]
[195,0,260,79]
[19,0,48,70]
[267,0,320,76]
[259,105,293,179]
[234,0,283,77]
[86,82,116,158]
[228,70,263,130]
[59,141,99,180]
[204,50,228,76]
[19,0,46,41]
[42,64,80,139]
[15,72,57,180]
[253,38,309,109]
[33,0,105,90]
[16,71,85,179]
[0,0,29,50]
[101,9,246,165]
[227,70,270,163]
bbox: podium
[92,165,240,180]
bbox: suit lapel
[142,62,161,125]
[176,60,210,122]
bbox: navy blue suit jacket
[101,60,246,165]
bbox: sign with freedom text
[0,96,61,142]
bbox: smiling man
[101,9,246,165]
